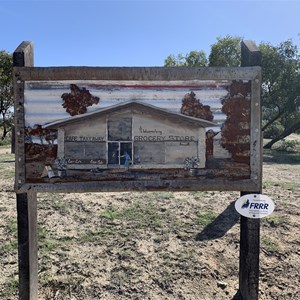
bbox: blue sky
[1,0,299,66]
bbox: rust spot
[181,91,214,121]
[25,144,57,161]
[61,84,100,116]
[206,129,217,159]
[229,80,251,97]
[221,81,251,164]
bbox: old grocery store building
[45,101,215,170]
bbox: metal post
[13,41,38,300]
[239,40,262,300]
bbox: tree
[260,40,300,148]
[0,50,13,141]
[164,36,242,68]
[208,35,242,67]
[208,36,300,147]
[181,91,214,121]
[164,35,300,148]
[164,50,207,67]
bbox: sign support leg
[239,210,260,300]
[17,192,38,300]
[13,41,36,299]
[238,40,262,300]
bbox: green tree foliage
[0,50,13,140]
[164,35,242,68]
[260,40,300,148]
[164,50,207,67]
[164,35,300,148]
[208,35,242,67]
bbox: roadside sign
[13,66,262,193]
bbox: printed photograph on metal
[22,78,254,186]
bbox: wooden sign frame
[13,41,262,300]
[14,63,262,194]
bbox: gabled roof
[44,101,216,128]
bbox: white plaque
[235,194,275,219]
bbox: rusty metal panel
[13,67,261,193]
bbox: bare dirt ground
[0,144,299,300]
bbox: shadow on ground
[195,201,240,241]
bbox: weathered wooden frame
[14,66,262,193]
[13,41,262,300]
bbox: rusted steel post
[13,41,38,300]
[239,40,262,300]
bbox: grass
[261,236,280,253]
[0,150,14,161]
[40,275,86,299]
[39,193,70,215]
[80,200,175,244]
[100,209,122,220]
[263,215,289,228]
[7,219,18,236]
[262,180,272,189]
[263,148,300,164]
[123,204,163,227]
[79,227,117,243]
[158,191,175,200]
[100,201,165,229]
[195,209,217,227]
[0,239,18,255]
[191,191,207,201]
[0,168,15,180]
[280,182,299,191]
[39,226,62,252]
[0,139,298,298]
[0,135,11,146]
[0,219,19,298]
[0,276,19,298]
[0,219,18,255]
[263,180,299,191]
[0,150,15,181]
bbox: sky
[1,0,300,67]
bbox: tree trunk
[262,109,284,132]
[263,120,300,149]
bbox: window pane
[108,142,119,164]
[107,115,132,141]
